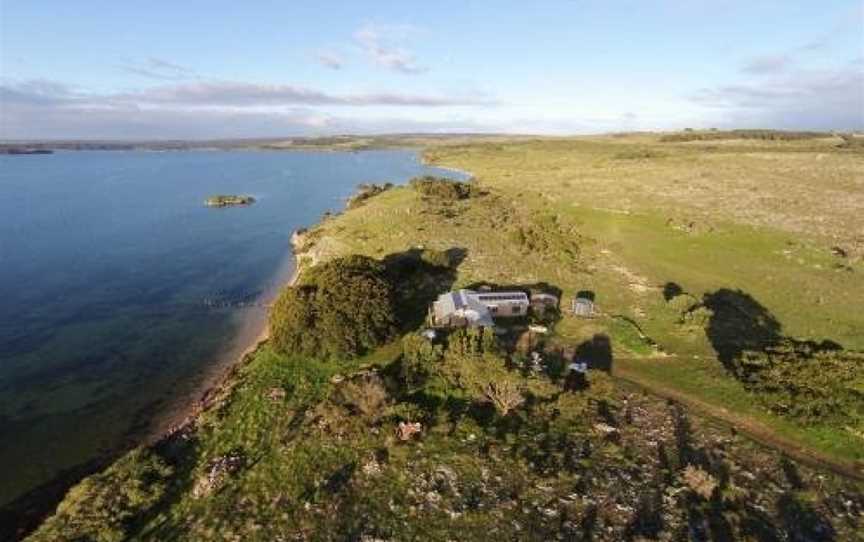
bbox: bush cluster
[29,450,172,542]
[508,213,581,259]
[270,255,397,359]
[400,333,444,389]
[660,129,828,143]
[612,149,667,160]
[730,339,864,426]
[346,182,393,209]
[409,176,475,200]
[400,327,526,416]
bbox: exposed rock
[397,421,422,441]
[192,450,246,498]
[267,387,287,401]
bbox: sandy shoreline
[145,237,304,446]
[0,247,305,541]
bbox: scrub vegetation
[25,132,864,541]
[269,255,397,359]
[203,195,255,207]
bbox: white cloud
[1,79,494,109]
[315,51,344,70]
[354,24,427,74]
[693,62,864,130]
[120,58,196,81]
[0,78,498,139]
[741,54,792,75]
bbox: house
[431,289,529,328]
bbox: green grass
[297,170,863,465]
[616,355,864,461]
[29,135,864,540]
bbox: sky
[1,0,862,139]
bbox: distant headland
[0,147,54,155]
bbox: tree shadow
[131,426,202,540]
[576,290,595,302]
[740,505,782,542]
[597,399,618,427]
[706,494,735,542]
[575,334,613,372]
[699,287,846,378]
[670,402,709,469]
[323,461,357,494]
[625,491,664,540]
[0,455,114,541]
[382,246,467,332]
[662,281,683,301]
[780,457,804,490]
[580,504,599,541]
[701,288,783,368]
[777,492,836,541]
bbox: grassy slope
[305,135,864,464]
[425,137,864,461]
[25,134,864,541]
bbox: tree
[400,333,444,388]
[270,255,398,359]
[484,380,525,416]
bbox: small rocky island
[204,195,256,208]
[0,147,54,155]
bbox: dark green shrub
[730,340,864,426]
[346,182,393,209]
[446,327,500,358]
[400,333,444,388]
[334,372,389,420]
[409,175,475,200]
[270,255,397,359]
[660,129,828,143]
[838,134,864,149]
[612,149,666,160]
[29,449,172,542]
[509,212,581,259]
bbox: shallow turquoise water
[0,149,461,506]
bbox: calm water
[0,149,461,506]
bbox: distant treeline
[660,129,831,143]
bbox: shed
[530,293,559,316]
[571,297,595,317]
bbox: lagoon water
[0,149,460,507]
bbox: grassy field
[302,134,864,464]
[23,133,864,541]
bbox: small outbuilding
[530,292,559,316]
[571,297,595,318]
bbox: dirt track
[612,357,864,483]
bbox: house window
[489,305,499,314]
[512,306,521,315]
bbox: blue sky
[1,0,862,139]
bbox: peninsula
[23,132,864,542]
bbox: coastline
[146,237,305,446]
[6,153,466,539]
[0,248,306,542]
[418,152,472,179]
